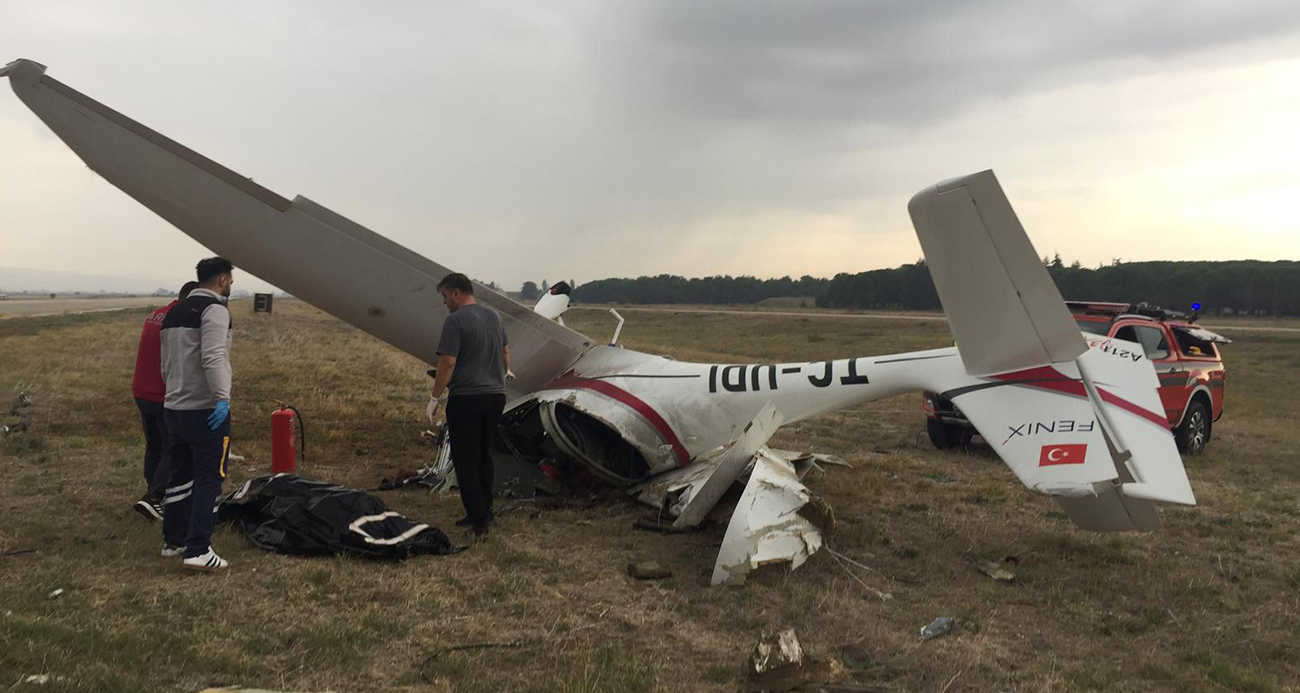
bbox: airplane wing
[908,170,1087,376]
[1,58,594,396]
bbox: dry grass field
[1,299,1298,692]
[0,297,164,319]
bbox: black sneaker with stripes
[132,494,163,522]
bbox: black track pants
[161,408,231,557]
[445,393,505,525]
[135,397,172,499]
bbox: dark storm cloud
[604,0,1300,128]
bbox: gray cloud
[2,0,1298,291]
[612,0,1300,127]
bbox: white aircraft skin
[534,346,961,476]
[3,58,1197,581]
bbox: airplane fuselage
[521,343,973,481]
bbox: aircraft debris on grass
[3,58,1196,584]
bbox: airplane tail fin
[908,170,1086,377]
[909,171,1195,530]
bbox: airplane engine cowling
[501,387,682,485]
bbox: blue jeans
[161,408,231,557]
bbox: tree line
[565,259,1300,316]
[571,274,829,306]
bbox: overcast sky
[2,0,1299,293]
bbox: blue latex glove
[208,400,230,430]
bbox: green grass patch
[549,647,656,693]
[1183,651,1272,692]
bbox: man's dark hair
[178,281,200,300]
[196,257,234,284]
[436,273,473,295]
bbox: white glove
[506,369,517,382]
[426,394,440,423]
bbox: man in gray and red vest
[131,281,198,522]
[160,257,236,572]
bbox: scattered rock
[919,616,955,641]
[627,560,673,580]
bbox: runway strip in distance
[571,305,1300,334]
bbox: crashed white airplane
[3,59,1195,585]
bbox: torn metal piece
[711,450,826,586]
[747,628,805,691]
[973,558,1016,582]
[808,452,850,468]
[745,629,847,693]
[768,448,851,480]
[675,402,783,529]
[627,445,726,515]
[10,392,33,416]
[5,392,34,436]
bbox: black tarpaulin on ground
[217,474,458,559]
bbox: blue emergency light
[1191,302,1202,311]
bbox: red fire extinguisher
[271,402,304,473]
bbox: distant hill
[0,266,278,296]
[0,266,178,294]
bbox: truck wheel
[1176,399,1211,455]
[927,419,963,450]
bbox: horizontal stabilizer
[937,333,1194,531]
[908,171,1087,376]
[1057,485,1159,532]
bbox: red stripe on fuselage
[992,366,1169,430]
[544,376,690,466]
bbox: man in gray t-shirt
[427,272,510,539]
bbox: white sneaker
[182,549,229,572]
[161,544,185,558]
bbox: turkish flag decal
[1039,444,1087,466]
